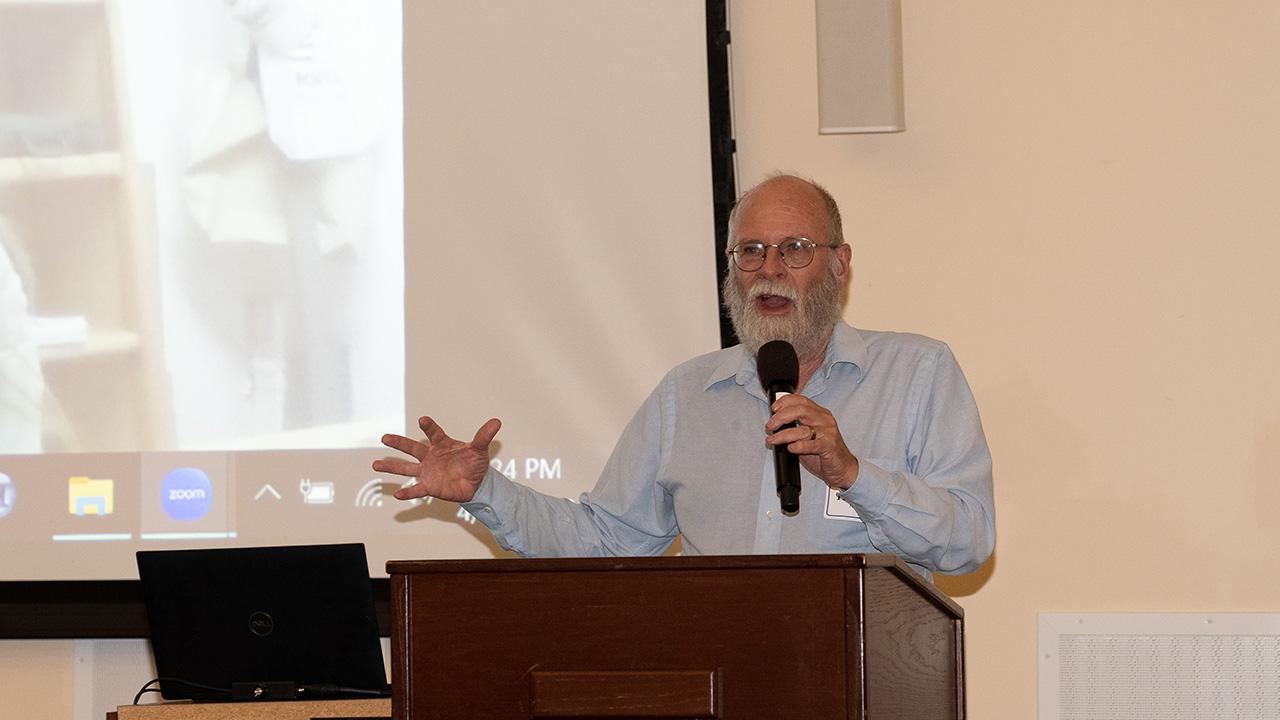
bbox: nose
[758,244,789,277]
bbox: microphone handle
[774,437,801,513]
[769,386,802,514]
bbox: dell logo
[248,611,275,637]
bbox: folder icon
[69,476,114,516]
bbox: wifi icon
[355,479,391,508]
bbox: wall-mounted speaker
[816,0,905,134]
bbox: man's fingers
[418,416,449,444]
[767,424,815,448]
[766,407,816,433]
[381,433,429,459]
[372,457,422,478]
[472,418,502,449]
[787,431,824,454]
[766,396,815,430]
[394,482,429,500]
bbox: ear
[834,243,853,280]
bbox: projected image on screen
[0,0,403,579]
[0,0,718,583]
[0,0,404,455]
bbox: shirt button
[766,510,774,519]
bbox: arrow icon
[254,484,281,501]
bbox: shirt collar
[703,322,867,395]
[823,322,867,383]
[705,344,749,392]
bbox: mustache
[746,280,798,303]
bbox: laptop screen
[136,543,389,701]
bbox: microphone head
[757,340,799,393]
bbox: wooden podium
[387,553,964,719]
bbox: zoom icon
[161,467,213,521]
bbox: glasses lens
[732,243,766,271]
[780,238,815,268]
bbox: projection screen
[0,0,720,581]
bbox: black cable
[297,683,391,698]
[132,682,157,705]
[132,677,230,704]
[131,679,161,705]
[133,677,388,705]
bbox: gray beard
[722,266,845,361]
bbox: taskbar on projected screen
[0,448,417,577]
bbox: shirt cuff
[835,458,895,518]
[461,467,514,530]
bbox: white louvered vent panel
[1039,613,1280,720]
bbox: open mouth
[755,294,795,313]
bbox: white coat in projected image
[118,0,404,451]
[0,221,43,453]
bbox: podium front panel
[388,554,962,720]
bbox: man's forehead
[737,184,827,236]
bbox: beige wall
[0,641,75,718]
[8,4,1280,719]
[731,1,1280,718]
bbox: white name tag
[824,486,863,522]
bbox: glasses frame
[725,236,842,272]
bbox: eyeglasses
[725,237,840,272]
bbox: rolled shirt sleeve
[836,343,994,574]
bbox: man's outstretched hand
[373,416,502,503]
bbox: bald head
[727,174,845,252]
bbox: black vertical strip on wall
[706,0,739,349]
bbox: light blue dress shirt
[463,322,995,580]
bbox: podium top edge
[386,553,962,618]
[386,552,901,575]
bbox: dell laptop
[136,543,389,702]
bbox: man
[375,174,994,579]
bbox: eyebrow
[735,235,812,244]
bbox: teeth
[750,287,795,302]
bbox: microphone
[757,340,801,515]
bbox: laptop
[136,543,390,702]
